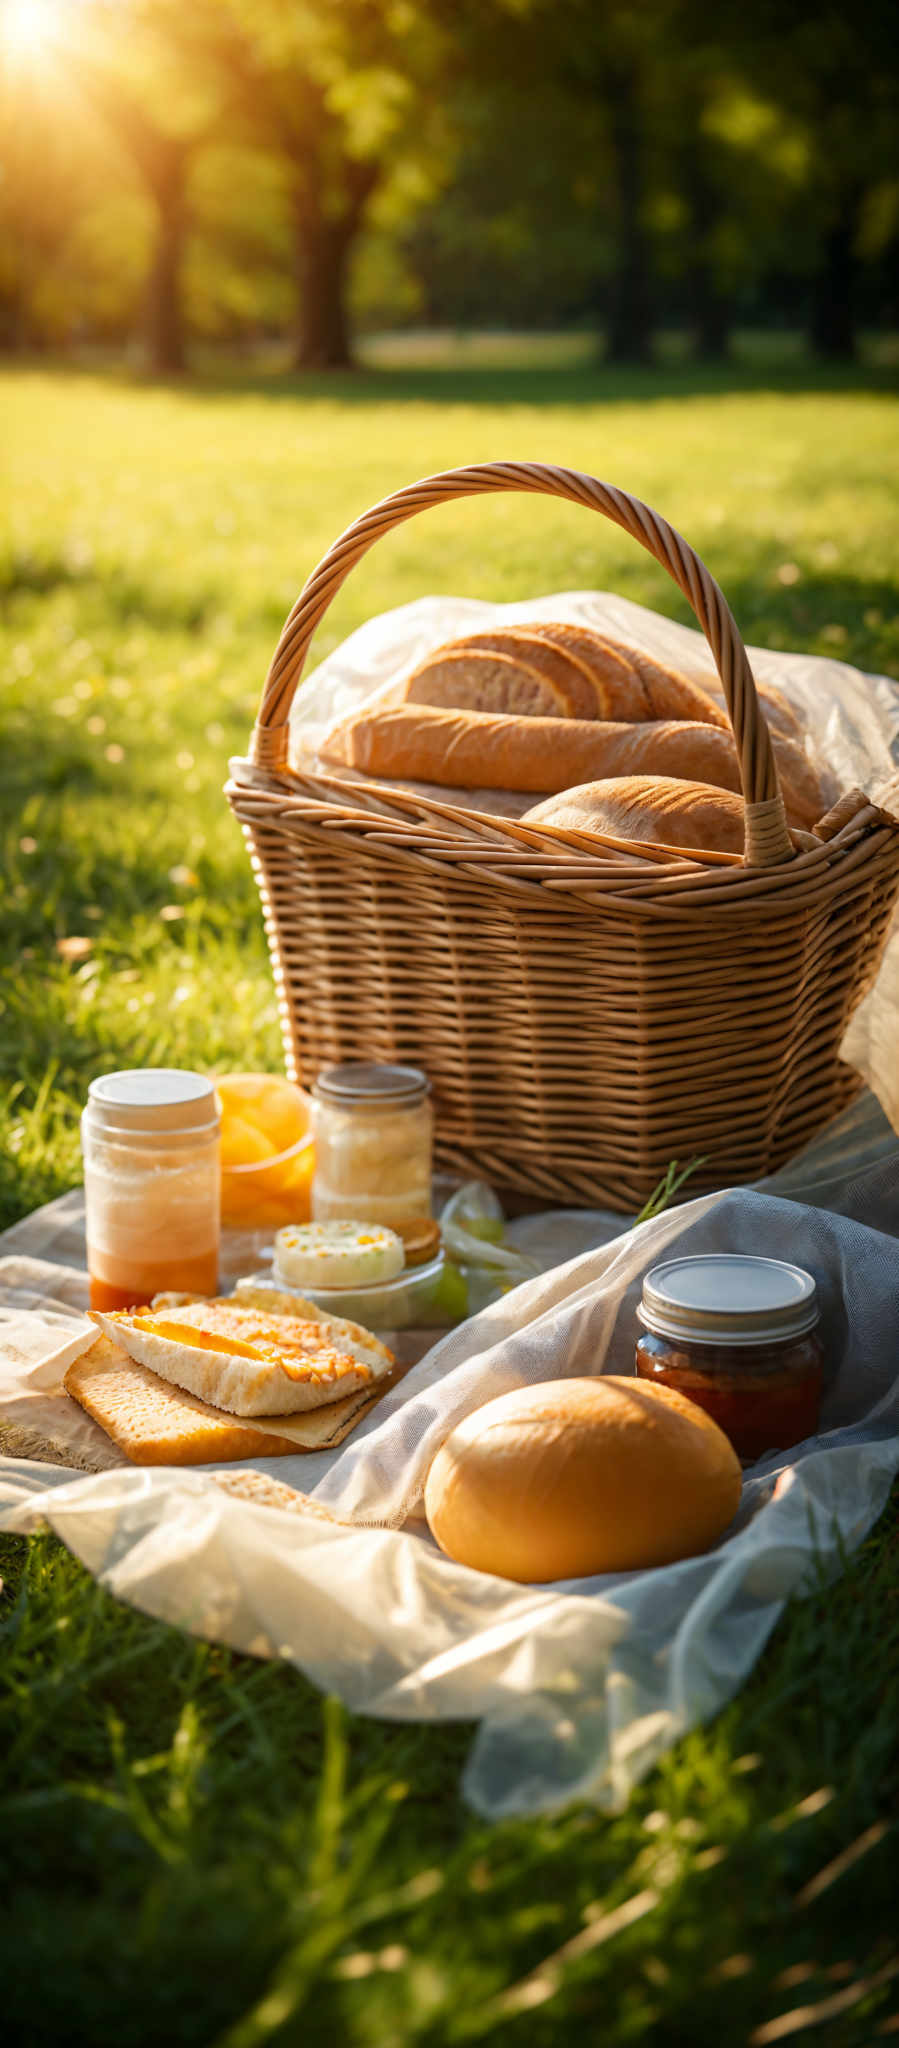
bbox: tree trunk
[146,167,188,375]
[292,207,355,371]
[681,128,732,361]
[604,62,653,365]
[810,193,861,361]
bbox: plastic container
[219,1132,315,1231]
[245,1250,468,1332]
[635,1252,824,1461]
[311,1062,433,1225]
[82,1069,219,1310]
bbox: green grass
[2,357,899,2043]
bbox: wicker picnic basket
[226,461,899,1211]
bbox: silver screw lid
[313,1062,429,1107]
[638,1253,819,1346]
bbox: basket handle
[251,460,793,867]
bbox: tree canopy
[0,0,895,368]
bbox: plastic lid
[638,1253,819,1345]
[86,1069,219,1134]
[313,1062,429,1106]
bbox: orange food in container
[216,1073,315,1229]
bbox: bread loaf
[530,624,730,727]
[400,623,730,727]
[424,1377,742,1582]
[403,632,597,719]
[523,776,745,853]
[318,703,824,825]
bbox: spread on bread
[63,1329,384,1464]
[85,1296,394,1416]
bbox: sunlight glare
[2,0,63,60]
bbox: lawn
[2,354,898,2045]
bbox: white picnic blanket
[2,1090,898,1818]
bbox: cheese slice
[89,1298,394,1417]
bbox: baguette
[318,704,825,825]
[522,776,745,854]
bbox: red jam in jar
[635,1254,824,1462]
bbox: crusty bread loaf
[403,647,569,719]
[403,631,597,719]
[528,624,730,726]
[318,703,824,825]
[523,776,745,853]
[401,623,731,728]
[424,1377,742,1582]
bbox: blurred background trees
[0,0,896,372]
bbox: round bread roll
[522,775,745,853]
[424,1377,742,1582]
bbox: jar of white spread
[82,1069,220,1310]
[310,1062,432,1225]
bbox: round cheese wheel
[424,1377,742,1582]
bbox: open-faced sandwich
[64,1290,396,1465]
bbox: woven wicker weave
[227,462,899,1210]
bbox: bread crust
[523,775,746,853]
[529,624,730,727]
[424,1376,742,1582]
[319,703,824,825]
[402,648,570,719]
[89,1301,393,1416]
[403,631,599,719]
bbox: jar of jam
[311,1062,432,1227]
[635,1254,824,1461]
[82,1069,220,1310]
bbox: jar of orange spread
[635,1254,824,1461]
[82,1069,220,1310]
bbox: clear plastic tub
[238,1251,468,1331]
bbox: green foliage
[0,1489,896,2045]
[0,0,896,365]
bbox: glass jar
[82,1069,220,1310]
[635,1253,824,1462]
[311,1062,432,1227]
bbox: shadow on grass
[3,349,898,415]
[0,552,214,631]
[3,543,898,682]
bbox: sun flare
[2,0,63,60]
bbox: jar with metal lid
[82,1069,220,1311]
[311,1062,432,1226]
[635,1253,824,1461]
